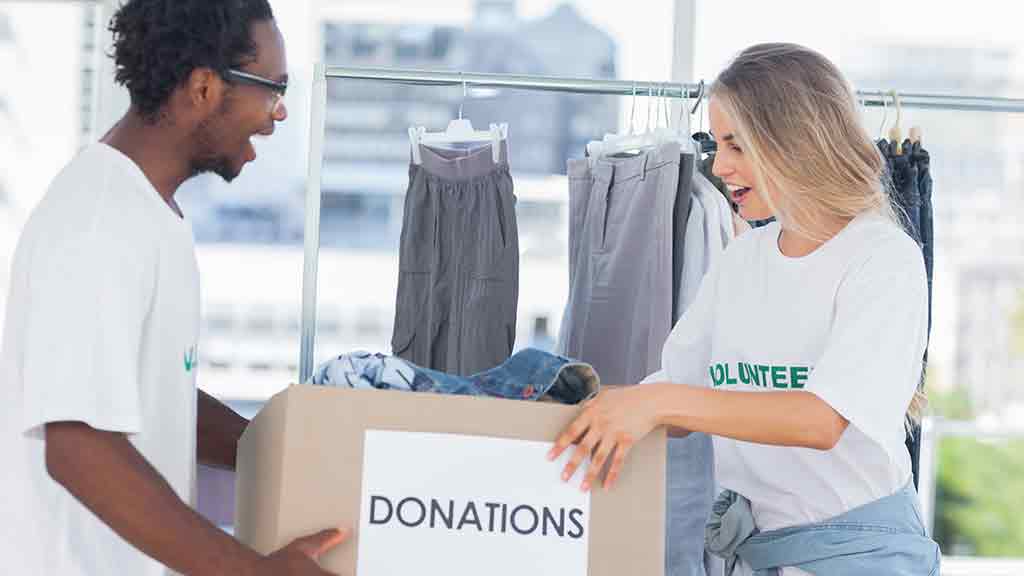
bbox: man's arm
[197,388,248,470]
[46,421,262,575]
[46,422,347,575]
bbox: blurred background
[2,1,1022,572]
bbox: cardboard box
[236,384,665,575]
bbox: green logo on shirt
[184,346,196,373]
[709,362,810,389]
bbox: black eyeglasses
[226,69,287,115]
[226,68,288,96]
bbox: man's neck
[100,111,192,209]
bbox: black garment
[912,141,934,339]
[878,139,921,242]
[879,137,934,489]
[672,153,695,321]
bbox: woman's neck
[777,216,851,258]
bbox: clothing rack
[299,64,1024,382]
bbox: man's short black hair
[109,0,275,122]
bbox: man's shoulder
[19,146,161,265]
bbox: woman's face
[709,97,775,221]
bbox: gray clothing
[667,433,718,576]
[557,157,598,355]
[558,141,681,385]
[562,144,716,576]
[392,141,518,376]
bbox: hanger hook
[690,79,704,115]
[664,83,672,129]
[677,81,688,132]
[878,91,889,138]
[645,83,655,132]
[629,81,638,134]
[891,89,902,128]
[458,72,466,120]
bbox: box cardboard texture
[236,384,666,575]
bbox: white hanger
[888,89,903,154]
[877,91,890,141]
[601,83,660,157]
[586,82,636,159]
[409,73,507,164]
[651,82,694,153]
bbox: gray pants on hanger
[559,141,680,385]
[392,141,518,376]
[560,144,715,576]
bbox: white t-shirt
[656,213,927,575]
[0,143,200,576]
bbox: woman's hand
[546,385,661,492]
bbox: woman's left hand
[546,385,660,492]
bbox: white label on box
[357,430,591,576]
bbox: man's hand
[45,421,352,575]
[257,529,350,575]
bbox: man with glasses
[0,1,347,574]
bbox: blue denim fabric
[705,482,940,575]
[310,347,600,405]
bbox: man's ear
[183,67,227,114]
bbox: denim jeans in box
[310,347,599,405]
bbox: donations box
[235,385,665,576]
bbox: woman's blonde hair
[710,43,926,423]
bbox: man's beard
[191,103,240,183]
[191,153,237,183]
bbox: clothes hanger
[601,83,660,157]
[586,81,639,159]
[888,89,903,154]
[410,73,507,164]
[652,82,695,154]
[686,80,715,154]
[877,91,890,143]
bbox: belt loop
[640,153,650,181]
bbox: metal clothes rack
[299,64,1024,382]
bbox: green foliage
[933,437,1024,556]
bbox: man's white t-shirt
[0,143,200,575]
[654,213,928,575]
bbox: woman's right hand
[547,385,661,492]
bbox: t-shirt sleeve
[804,244,928,457]
[21,220,154,436]
[644,258,721,387]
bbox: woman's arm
[650,383,848,448]
[548,383,848,491]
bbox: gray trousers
[392,141,518,376]
[558,141,680,385]
[560,143,716,576]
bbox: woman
[548,43,939,575]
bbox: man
[0,1,347,574]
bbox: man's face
[192,19,288,182]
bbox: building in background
[317,1,617,250]
[955,262,1024,414]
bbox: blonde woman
[549,43,939,575]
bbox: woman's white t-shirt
[656,213,928,573]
